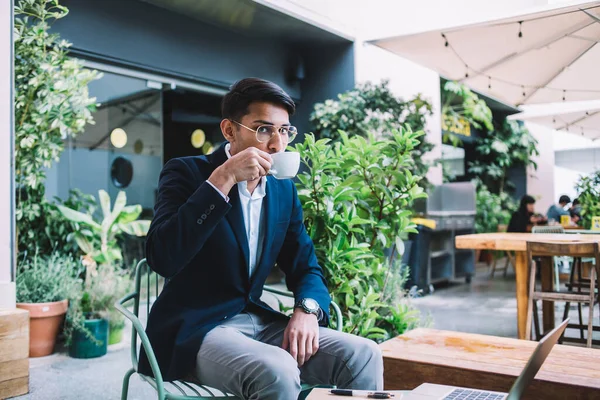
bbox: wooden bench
[379,328,600,400]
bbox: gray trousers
[193,310,383,400]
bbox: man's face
[222,102,290,155]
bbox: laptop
[404,319,569,400]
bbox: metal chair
[525,241,600,347]
[115,259,344,400]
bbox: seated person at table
[508,195,546,233]
[546,195,571,223]
[570,207,582,226]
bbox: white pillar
[0,0,16,309]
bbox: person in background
[546,195,571,223]
[508,195,546,233]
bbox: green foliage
[14,0,100,254]
[575,169,600,229]
[16,251,82,303]
[19,190,97,257]
[442,81,494,141]
[57,190,151,267]
[64,263,133,344]
[474,183,516,233]
[293,129,426,340]
[468,120,539,194]
[309,81,434,187]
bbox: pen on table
[329,389,395,399]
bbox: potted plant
[57,189,147,344]
[65,258,116,359]
[16,251,81,357]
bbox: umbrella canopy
[508,100,600,140]
[370,1,600,106]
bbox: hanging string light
[518,21,523,38]
[441,20,600,100]
[442,33,449,47]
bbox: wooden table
[380,328,600,399]
[455,233,600,339]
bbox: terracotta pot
[17,299,68,357]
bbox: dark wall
[293,42,356,140]
[54,0,301,98]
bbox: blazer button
[197,219,203,225]
[201,214,207,220]
[210,204,215,210]
[205,209,211,215]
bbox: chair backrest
[532,225,565,234]
[526,241,600,258]
[128,259,162,371]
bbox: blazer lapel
[209,144,250,275]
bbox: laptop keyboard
[443,388,505,400]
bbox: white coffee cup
[269,151,300,180]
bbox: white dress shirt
[206,144,266,277]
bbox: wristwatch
[295,298,321,319]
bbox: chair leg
[576,258,586,340]
[121,368,135,400]
[503,257,510,278]
[532,300,541,341]
[587,268,596,348]
[490,256,497,278]
[526,258,537,341]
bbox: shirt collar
[225,143,267,199]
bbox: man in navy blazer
[139,78,383,399]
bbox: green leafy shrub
[442,81,494,141]
[310,81,434,187]
[14,0,100,255]
[575,169,600,229]
[57,190,151,266]
[468,120,539,194]
[475,184,516,233]
[16,251,82,303]
[293,129,426,340]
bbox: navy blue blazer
[138,144,331,381]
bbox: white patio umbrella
[370,1,600,106]
[507,99,600,140]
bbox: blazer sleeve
[276,183,331,325]
[146,158,231,278]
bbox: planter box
[0,308,29,398]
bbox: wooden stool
[525,241,600,348]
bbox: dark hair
[570,208,581,220]
[518,194,536,214]
[572,198,580,206]
[558,195,571,205]
[221,78,295,121]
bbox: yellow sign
[442,115,471,137]
[592,216,600,231]
[560,215,571,227]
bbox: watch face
[304,298,319,312]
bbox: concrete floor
[12,260,599,400]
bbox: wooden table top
[380,328,600,390]
[455,232,600,252]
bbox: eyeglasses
[231,120,298,144]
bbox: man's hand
[208,147,273,195]
[282,309,320,366]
